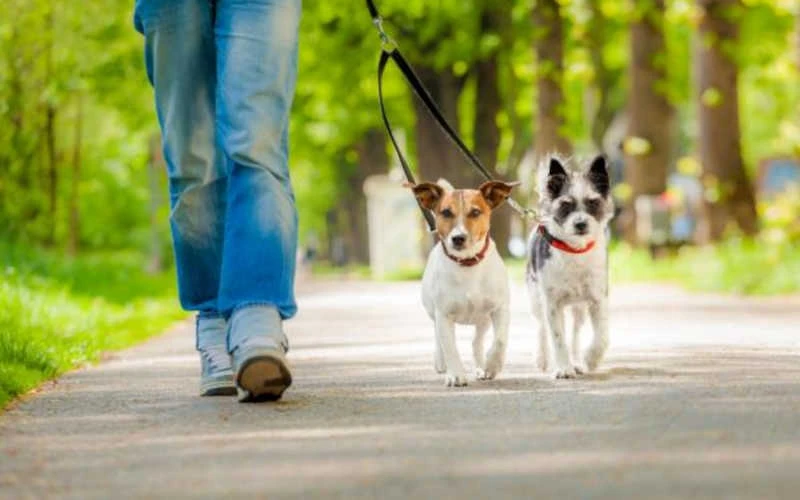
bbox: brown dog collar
[441,236,492,267]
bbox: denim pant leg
[134,0,227,316]
[214,0,301,345]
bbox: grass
[609,238,800,295]
[0,243,186,409]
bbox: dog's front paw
[583,347,604,372]
[434,345,446,373]
[481,347,504,380]
[535,352,550,372]
[445,372,468,387]
[476,367,496,380]
[553,365,579,379]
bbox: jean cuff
[196,314,228,351]
[227,304,288,354]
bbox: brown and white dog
[409,180,519,386]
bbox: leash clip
[372,17,397,52]
[506,198,539,223]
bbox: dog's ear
[546,157,568,199]
[408,182,444,210]
[479,181,520,209]
[587,155,610,198]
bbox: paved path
[1,281,800,499]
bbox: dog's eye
[584,198,602,214]
[558,200,576,213]
[468,208,482,218]
[440,208,455,218]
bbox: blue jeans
[134,0,300,350]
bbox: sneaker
[197,316,236,396]
[233,340,292,402]
[199,345,236,396]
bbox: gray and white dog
[526,155,614,379]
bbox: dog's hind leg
[531,303,551,373]
[472,318,490,377]
[536,324,550,372]
[434,335,446,374]
[435,312,468,387]
[545,300,578,379]
[571,305,587,372]
[482,306,509,380]
[584,297,609,372]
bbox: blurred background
[0,0,799,406]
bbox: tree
[585,0,624,151]
[346,127,389,264]
[695,0,758,240]
[474,2,512,256]
[624,0,674,242]
[532,0,572,160]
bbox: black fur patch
[546,158,569,199]
[587,156,610,198]
[554,197,577,225]
[584,197,605,221]
[526,232,552,282]
[546,175,567,199]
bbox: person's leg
[134,0,234,395]
[214,0,301,401]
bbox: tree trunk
[344,127,388,265]
[474,4,511,257]
[532,0,572,161]
[624,0,674,242]
[413,64,479,188]
[44,1,57,245]
[695,0,757,240]
[67,95,83,256]
[587,0,617,151]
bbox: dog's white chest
[422,243,509,326]
[542,249,607,303]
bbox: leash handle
[368,0,534,227]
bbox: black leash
[368,0,535,232]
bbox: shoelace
[202,346,231,372]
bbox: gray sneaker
[233,340,292,402]
[197,316,236,396]
[199,345,236,396]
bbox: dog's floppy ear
[545,157,568,199]
[587,155,610,198]
[479,180,520,209]
[407,182,444,210]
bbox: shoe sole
[236,354,292,402]
[200,377,236,397]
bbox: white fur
[527,156,613,379]
[421,239,511,387]
[527,234,609,378]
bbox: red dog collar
[538,225,595,254]
[442,236,491,267]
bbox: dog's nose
[574,221,588,234]
[451,235,466,248]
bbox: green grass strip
[0,243,185,409]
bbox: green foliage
[610,238,800,295]
[0,244,185,408]
[0,1,158,249]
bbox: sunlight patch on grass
[611,239,800,295]
[0,244,185,409]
